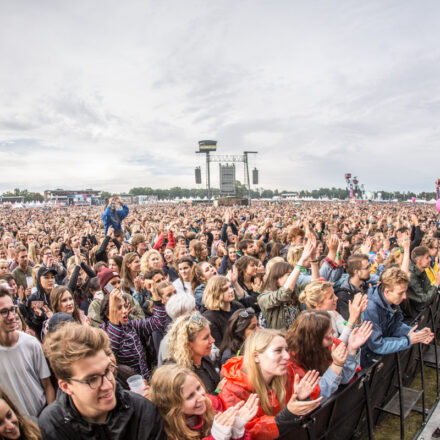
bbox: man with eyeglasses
[0,287,55,420]
[334,254,372,320]
[39,322,165,439]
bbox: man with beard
[334,254,372,320]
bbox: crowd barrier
[281,294,440,440]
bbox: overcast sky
[1,0,439,194]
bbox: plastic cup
[127,375,145,395]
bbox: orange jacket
[218,357,294,440]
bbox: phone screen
[104,283,115,294]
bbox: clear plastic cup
[127,375,145,395]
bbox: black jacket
[334,277,367,320]
[202,301,244,347]
[38,385,165,440]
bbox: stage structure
[196,140,258,202]
[344,173,365,201]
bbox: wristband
[333,362,344,368]
[310,259,319,263]
[295,264,306,272]
[336,252,341,258]
[343,321,355,329]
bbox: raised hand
[237,394,259,423]
[294,371,320,401]
[348,293,368,324]
[109,290,123,325]
[347,321,373,354]
[331,342,348,367]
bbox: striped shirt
[105,301,167,380]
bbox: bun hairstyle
[298,280,333,309]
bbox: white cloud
[1,0,440,193]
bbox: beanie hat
[97,268,120,290]
[47,313,75,333]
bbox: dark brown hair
[286,310,332,374]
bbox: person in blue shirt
[361,266,434,368]
[101,197,129,235]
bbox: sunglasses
[239,308,255,319]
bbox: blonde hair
[299,280,333,309]
[385,247,402,267]
[140,249,163,274]
[242,329,287,415]
[43,322,112,381]
[28,242,40,264]
[381,266,410,290]
[167,313,210,368]
[265,257,285,276]
[150,365,214,440]
[203,275,229,311]
[287,245,304,267]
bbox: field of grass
[374,355,440,439]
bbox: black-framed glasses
[0,306,18,319]
[69,364,117,389]
[239,307,255,319]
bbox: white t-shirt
[0,332,51,418]
[173,279,192,295]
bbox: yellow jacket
[426,260,439,285]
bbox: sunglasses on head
[239,308,255,319]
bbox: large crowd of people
[0,196,439,439]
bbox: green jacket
[88,291,145,327]
[11,265,33,290]
[257,287,299,331]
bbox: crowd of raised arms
[0,196,439,440]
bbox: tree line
[1,185,437,203]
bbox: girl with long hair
[120,252,147,306]
[0,386,42,440]
[219,329,323,440]
[191,262,218,310]
[167,312,219,394]
[219,308,259,365]
[202,275,244,346]
[173,257,194,295]
[286,310,372,400]
[150,364,258,440]
[49,286,87,325]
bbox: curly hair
[167,312,210,369]
[150,365,214,440]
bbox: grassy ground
[374,356,440,440]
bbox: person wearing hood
[25,266,57,338]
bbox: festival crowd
[0,196,439,440]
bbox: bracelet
[336,252,341,258]
[295,264,305,271]
[343,320,355,329]
[333,362,344,367]
[310,259,319,263]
